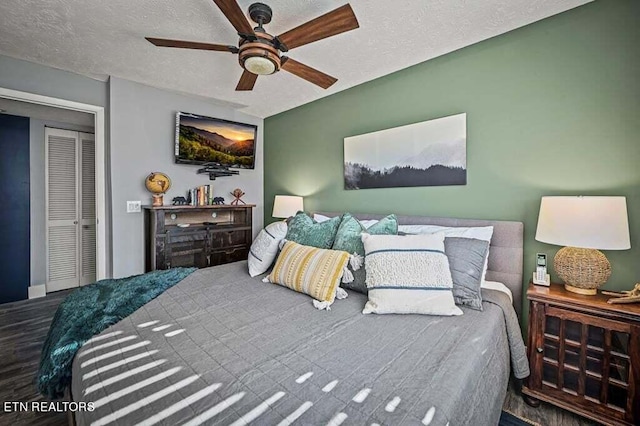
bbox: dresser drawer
[208,229,249,249]
[210,247,249,266]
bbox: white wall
[29,119,94,286]
[109,77,264,278]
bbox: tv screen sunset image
[177,113,256,168]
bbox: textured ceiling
[0,0,591,118]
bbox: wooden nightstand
[522,282,640,425]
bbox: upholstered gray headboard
[315,212,525,318]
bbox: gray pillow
[444,237,490,311]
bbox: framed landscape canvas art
[175,112,257,169]
[344,113,467,190]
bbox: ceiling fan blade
[212,0,256,37]
[281,57,337,89]
[236,70,258,91]
[277,4,359,51]
[146,37,237,53]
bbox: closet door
[79,132,96,285]
[46,128,79,292]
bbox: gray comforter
[72,262,529,426]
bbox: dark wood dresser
[144,205,254,271]
[523,282,640,425]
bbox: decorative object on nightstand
[522,282,640,425]
[535,196,631,295]
[230,188,246,205]
[144,172,172,207]
[532,253,550,286]
[603,283,640,305]
[272,195,304,219]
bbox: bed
[71,214,528,426]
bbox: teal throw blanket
[37,267,196,399]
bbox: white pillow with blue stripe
[362,232,463,316]
[397,224,494,283]
[248,221,288,277]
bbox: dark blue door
[0,114,30,304]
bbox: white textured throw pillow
[247,221,288,277]
[362,233,463,316]
[397,225,494,282]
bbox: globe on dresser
[145,172,171,206]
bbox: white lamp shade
[535,196,631,250]
[272,195,303,219]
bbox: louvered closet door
[79,132,96,285]
[46,128,80,292]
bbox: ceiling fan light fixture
[146,2,359,91]
[244,55,276,75]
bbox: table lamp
[272,195,303,219]
[535,196,630,295]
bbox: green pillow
[332,213,398,294]
[285,212,342,249]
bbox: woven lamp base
[554,247,611,295]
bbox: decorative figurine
[603,283,640,304]
[172,196,188,206]
[213,197,225,205]
[230,188,246,205]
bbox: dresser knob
[537,347,544,354]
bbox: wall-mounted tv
[175,112,257,169]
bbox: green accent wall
[264,0,640,319]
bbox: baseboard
[28,284,47,299]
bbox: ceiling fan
[146,0,359,91]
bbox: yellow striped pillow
[266,241,350,305]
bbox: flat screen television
[175,112,257,169]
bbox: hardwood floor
[0,291,70,426]
[0,292,599,426]
[503,379,598,426]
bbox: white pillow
[397,225,494,282]
[314,213,378,228]
[361,233,463,316]
[313,213,332,223]
[481,280,513,303]
[247,221,288,277]
[397,224,493,241]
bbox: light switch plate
[127,201,141,213]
